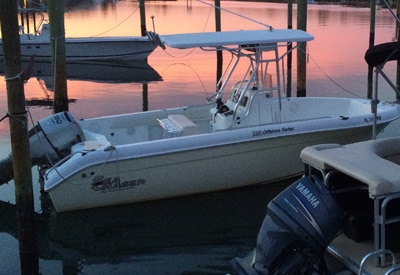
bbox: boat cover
[158,29,314,49]
[364,42,400,67]
[300,137,400,197]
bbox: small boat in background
[0,23,156,61]
[0,9,156,61]
[0,28,399,212]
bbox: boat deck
[328,234,400,274]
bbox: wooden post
[215,0,223,91]
[139,0,147,36]
[297,0,308,97]
[48,0,69,113]
[397,1,400,101]
[287,0,293,97]
[142,84,149,111]
[0,1,39,274]
[368,0,376,99]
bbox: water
[1,1,400,274]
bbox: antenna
[151,15,156,32]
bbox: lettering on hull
[364,115,381,123]
[252,126,294,137]
[91,175,145,193]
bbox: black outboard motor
[0,112,84,185]
[230,176,343,274]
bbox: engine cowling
[0,112,84,185]
[230,176,343,274]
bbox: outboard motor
[0,112,84,185]
[230,176,343,275]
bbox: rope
[91,7,139,37]
[197,0,273,30]
[158,2,212,59]
[298,45,362,98]
[4,71,24,81]
[0,111,28,122]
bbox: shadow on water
[0,178,296,273]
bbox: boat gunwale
[44,102,399,192]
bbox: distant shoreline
[221,0,383,8]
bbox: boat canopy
[155,29,314,49]
[364,42,400,67]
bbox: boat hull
[45,124,382,212]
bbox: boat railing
[18,8,47,36]
[359,250,397,275]
[302,144,400,274]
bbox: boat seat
[301,137,400,269]
[158,114,200,137]
[300,137,400,196]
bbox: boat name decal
[91,175,145,193]
[363,115,381,123]
[295,181,320,208]
[252,126,294,137]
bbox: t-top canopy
[157,29,314,49]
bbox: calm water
[1,0,400,274]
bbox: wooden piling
[367,0,377,100]
[297,0,308,97]
[139,0,147,36]
[215,0,223,90]
[287,0,293,97]
[48,0,69,113]
[0,1,39,274]
[397,1,400,101]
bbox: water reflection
[0,60,161,108]
[28,0,119,10]
[0,60,161,85]
[0,180,293,274]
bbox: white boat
[0,23,156,61]
[2,29,399,212]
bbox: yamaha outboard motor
[230,176,343,274]
[0,112,84,185]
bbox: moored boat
[230,136,400,274]
[0,22,156,61]
[1,28,399,212]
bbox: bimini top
[364,41,400,67]
[155,29,314,49]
